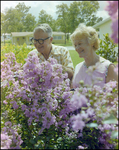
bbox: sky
[1,1,110,21]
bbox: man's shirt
[28,44,74,71]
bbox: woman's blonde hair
[70,23,100,51]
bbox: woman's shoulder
[75,61,84,68]
[100,56,111,63]
[74,61,85,72]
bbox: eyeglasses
[30,37,50,45]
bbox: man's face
[33,30,53,54]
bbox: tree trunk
[65,32,66,44]
[4,33,5,46]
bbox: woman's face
[73,37,93,59]
[33,30,53,54]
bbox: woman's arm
[106,64,118,83]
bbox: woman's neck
[84,53,99,67]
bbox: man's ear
[50,37,53,42]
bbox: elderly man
[28,23,74,80]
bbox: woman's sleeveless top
[72,57,112,88]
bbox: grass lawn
[69,50,84,68]
[54,40,72,46]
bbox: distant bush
[1,39,12,44]
[96,33,118,63]
[1,43,34,64]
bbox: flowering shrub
[96,33,118,63]
[1,43,34,64]
[1,121,23,149]
[1,52,73,149]
[1,1,118,149]
[105,1,118,44]
[1,50,118,149]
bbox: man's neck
[42,45,52,60]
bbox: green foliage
[37,10,57,31]
[1,45,118,149]
[1,1,103,35]
[23,13,36,32]
[1,43,34,64]
[1,44,83,68]
[96,33,118,63]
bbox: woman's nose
[75,45,79,50]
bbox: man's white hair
[33,23,53,37]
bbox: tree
[1,12,7,45]
[78,1,103,26]
[1,8,22,45]
[58,1,103,33]
[1,2,36,34]
[37,9,57,31]
[1,8,21,33]
[24,13,36,32]
[68,1,81,33]
[15,2,31,31]
[56,3,69,44]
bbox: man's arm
[62,65,73,81]
[61,48,74,81]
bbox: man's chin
[37,47,44,53]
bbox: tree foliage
[37,10,57,31]
[56,3,69,44]
[24,13,36,32]
[67,1,103,33]
[1,1,103,35]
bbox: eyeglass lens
[32,39,44,44]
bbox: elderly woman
[70,23,118,88]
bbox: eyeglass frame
[30,36,51,45]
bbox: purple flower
[1,133,12,149]
[105,1,118,44]
[10,101,19,109]
[71,114,85,132]
[86,108,94,117]
[78,145,85,149]
[3,100,8,104]
[5,121,12,127]
[70,93,88,111]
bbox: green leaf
[111,130,118,139]
[102,114,117,124]
[30,139,36,144]
[86,123,98,128]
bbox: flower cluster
[1,121,23,149]
[105,1,118,44]
[1,51,118,149]
[68,79,118,149]
[1,52,22,88]
[1,52,74,148]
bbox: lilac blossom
[1,50,118,149]
[1,122,23,149]
[70,114,85,132]
[105,1,118,43]
[78,145,85,149]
